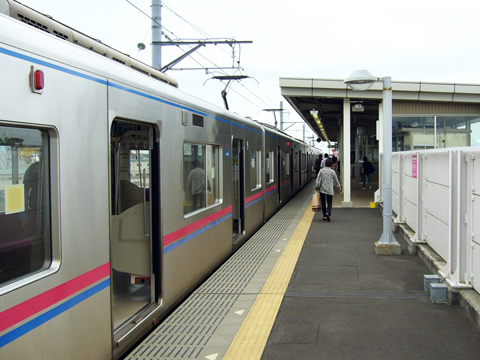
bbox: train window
[294,151,299,173]
[130,149,150,189]
[266,150,274,184]
[285,151,290,177]
[250,149,261,190]
[205,144,220,207]
[0,125,51,286]
[183,142,220,214]
[192,114,204,127]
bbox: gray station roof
[280,77,480,142]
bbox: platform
[126,182,480,360]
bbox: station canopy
[280,77,480,143]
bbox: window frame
[0,123,60,294]
[284,151,291,177]
[183,141,222,217]
[250,149,262,191]
[266,150,275,184]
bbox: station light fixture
[344,69,377,91]
[310,109,330,145]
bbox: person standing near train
[320,153,329,169]
[315,158,341,222]
[361,156,374,190]
[314,154,322,176]
[187,159,208,210]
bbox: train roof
[256,121,314,147]
[0,2,300,139]
[2,0,178,88]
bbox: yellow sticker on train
[5,184,25,215]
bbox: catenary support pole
[152,0,162,70]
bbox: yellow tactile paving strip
[223,201,315,360]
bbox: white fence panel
[390,147,480,291]
[473,152,480,248]
[425,180,450,225]
[471,150,480,289]
[402,154,418,231]
[473,244,480,291]
[425,181,450,260]
[403,175,418,232]
[424,152,450,185]
[392,154,401,218]
[423,152,451,260]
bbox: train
[0,1,319,358]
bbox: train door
[109,120,157,343]
[232,138,244,241]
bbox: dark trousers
[192,192,205,210]
[320,192,332,217]
[362,173,371,188]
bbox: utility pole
[149,0,251,76]
[152,0,162,69]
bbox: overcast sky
[16,0,480,147]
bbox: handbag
[312,192,321,212]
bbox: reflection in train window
[183,142,220,214]
[294,151,299,173]
[285,151,290,177]
[266,150,274,184]
[0,125,51,286]
[250,149,261,190]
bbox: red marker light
[34,70,44,90]
[30,66,44,94]
[287,142,290,146]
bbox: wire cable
[125,1,275,114]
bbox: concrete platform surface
[261,207,480,360]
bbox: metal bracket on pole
[153,40,252,72]
[160,44,204,72]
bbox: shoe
[326,215,330,222]
[369,186,372,189]
[322,217,327,221]
[362,187,365,190]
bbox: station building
[280,77,480,206]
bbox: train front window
[0,125,51,286]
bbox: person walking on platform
[314,154,322,176]
[320,153,329,169]
[315,158,341,222]
[361,156,374,190]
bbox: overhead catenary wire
[125,0,276,117]
[126,0,224,74]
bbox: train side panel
[242,124,265,239]
[161,106,235,307]
[0,15,111,359]
[0,7,315,360]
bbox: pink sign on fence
[412,155,417,178]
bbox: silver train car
[0,1,319,358]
